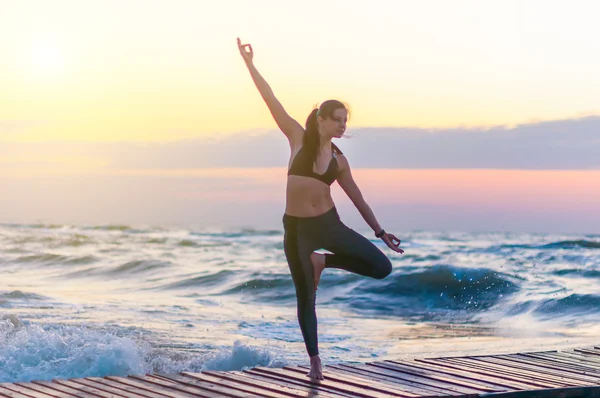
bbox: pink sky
[2,168,598,234]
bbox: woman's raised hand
[382,233,404,254]
[237,37,253,64]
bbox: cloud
[343,116,600,169]
[1,115,599,170]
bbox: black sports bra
[287,144,342,186]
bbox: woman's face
[319,108,348,139]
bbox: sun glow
[24,42,68,79]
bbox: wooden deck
[3,347,600,397]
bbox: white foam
[0,317,287,383]
[0,318,146,382]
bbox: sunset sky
[2,0,599,233]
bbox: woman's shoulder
[332,143,344,155]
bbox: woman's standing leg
[283,216,323,379]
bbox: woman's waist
[284,194,335,217]
[282,204,339,228]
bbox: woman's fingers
[386,233,400,246]
[389,234,401,245]
[383,233,404,253]
[236,38,253,56]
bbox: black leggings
[282,207,392,357]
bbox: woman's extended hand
[382,233,404,254]
[237,37,253,64]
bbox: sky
[1,0,599,233]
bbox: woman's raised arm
[237,38,303,146]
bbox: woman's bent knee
[373,258,393,279]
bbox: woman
[237,38,404,380]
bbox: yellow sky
[2,0,599,142]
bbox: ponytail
[302,108,320,171]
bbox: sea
[1,222,600,383]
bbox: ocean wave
[190,229,282,238]
[13,253,99,266]
[540,240,600,249]
[58,235,93,247]
[552,268,600,278]
[0,291,48,300]
[192,265,524,319]
[336,265,521,318]
[534,294,600,316]
[161,270,236,289]
[109,260,173,274]
[0,318,286,383]
[86,224,133,231]
[221,276,296,302]
[14,223,65,229]
[176,239,229,248]
[495,240,600,251]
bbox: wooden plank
[0,385,35,398]
[523,352,600,370]
[553,351,600,365]
[252,367,385,398]
[0,384,51,398]
[356,363,481,395]
[397,359,528,391]
[14,383,77,398]
[516,352,600,373]
[129,375,230,398]
[469,356,599,385]
[231,370,345,398]
[52,380,124,398]
[81,379,170,398]
[419,358,555,389]
[285,366,424,398]
[366,362,483,395]
[192,371,317,398]
[71,379,157,398]
[500,355,600,381]
[28,381,86,398]
[559,351,600,367]
[239,369,349,397]
[282,366,412,397]
[261,366,403,398]
[159,373,294,398]
[324,364,451,397]
[374,361,501,393]
[441,357,565,388]
[510,354,600,377]
[243,369,353,397]
[456,357,583,386]
[335,364,462,396]
[413,359,537,391]
[476,386,600,398]
[104,377,185,398]
[560,349,600,360]
[574,349,600,357]
[572,349,600,363]
[441,358,569,388]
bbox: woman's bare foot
[310,252,326,290]
[307,355,324,380]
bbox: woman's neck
[318,137,332,152]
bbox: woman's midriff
[285,175,335,217]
